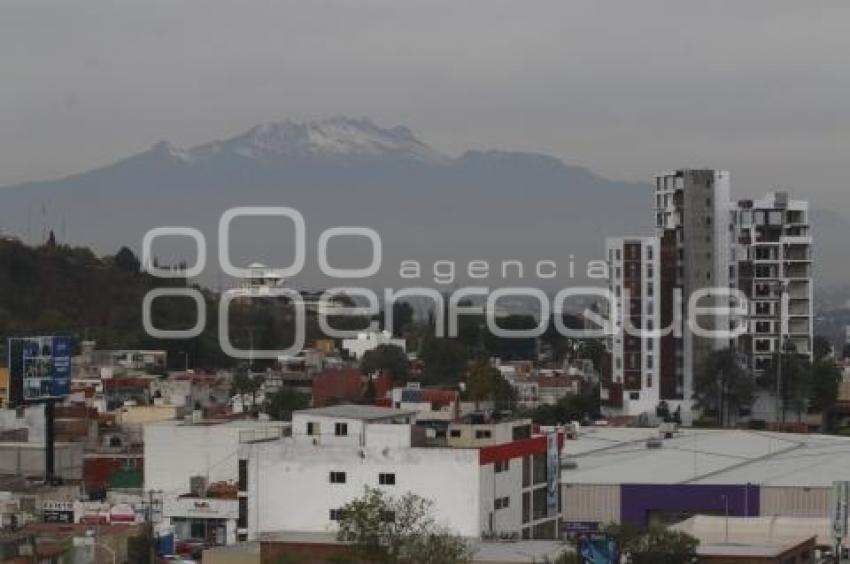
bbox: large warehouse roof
[562,426,850,487]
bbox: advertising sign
[578,534,619,564]
[546,430,559,516]
[8,336,72,404]
[833,481,849,541]
[43,500,75,523]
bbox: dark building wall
[620,484,759,528]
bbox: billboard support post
[44,399,55,484]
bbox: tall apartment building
[603,170,814,423]
[654,170,734,410]
[733,192,813,374]
[602,237,661,417]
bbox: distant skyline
[2,1,849,215]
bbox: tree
[420,337,469,385]
[231,369,263,412]
[361,344,409,382]
[466,361,515,410]
[809,358,842,430]
[607,524,698,564]
[114,246,141,273]
[526,390,597,426]
[763,341,813,422]
[693,348,755,427]
[337,488,473,564]
[264,388,310,421]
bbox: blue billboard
[578,534,620,564]
[8,336,72,404]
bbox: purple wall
[620,484,760,527]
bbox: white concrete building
[143,418,287,496]
[655,170,734,418]
[603,237,663,418]
[341,331,406,360]
[238,406,563,543]
[734,192,814,371]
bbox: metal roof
[562,426,850,487]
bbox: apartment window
[237,497,248,529]
[449,429,462,438]
[647,246,654,260]
[494,497,510,510]
[329,471,346,484]
[495,460,510,473]
[306,422,319,436]
[629,392,640,401]
[334,422,348,436]
[647,282,654,297]
[646,355,653,369]
[330,509,345,521]
[615,249,621,261]
[379,473,396,486]
[476,430,492,439]
[238,460,248,492]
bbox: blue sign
[563,521,600,534]
[8,336,72,403]
[578,534,619,564]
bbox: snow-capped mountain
[195,117,449,163]
[1,116,846,290]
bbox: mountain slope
[3,117,844,293]
[0,117,652,289]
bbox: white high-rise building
[654,169,734,413]
[733,192,813,373]
[602,237,661,418]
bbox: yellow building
[0,368,9,408]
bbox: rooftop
[294,405,418,421]
[672,515,823,553]
[562,426,850,487]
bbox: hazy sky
[2,1,849,213]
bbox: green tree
[231,370,263,412]
[693,348,755,427]
[420,337,469,385]
[763,341,813,423]
[114,246,141,273]
[337,488,472,564]
[466,362,515,410]
[526,389,598,426]
[360,344,409,382]
[607,524,698,564]
[264,388,310,421]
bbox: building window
[629,392,640,400]
[450,429,462,438]
[330,509,345,521]
[379,473,396,486]
[495,460,510,473]
[238,459,248,492]
[475,430,492,439]
[238,497,248,529]
[494,497,510,510]
[329,471,346,484]
[306,422,319,436]
[334,422,348,436]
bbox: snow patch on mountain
[184,116,449,163]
